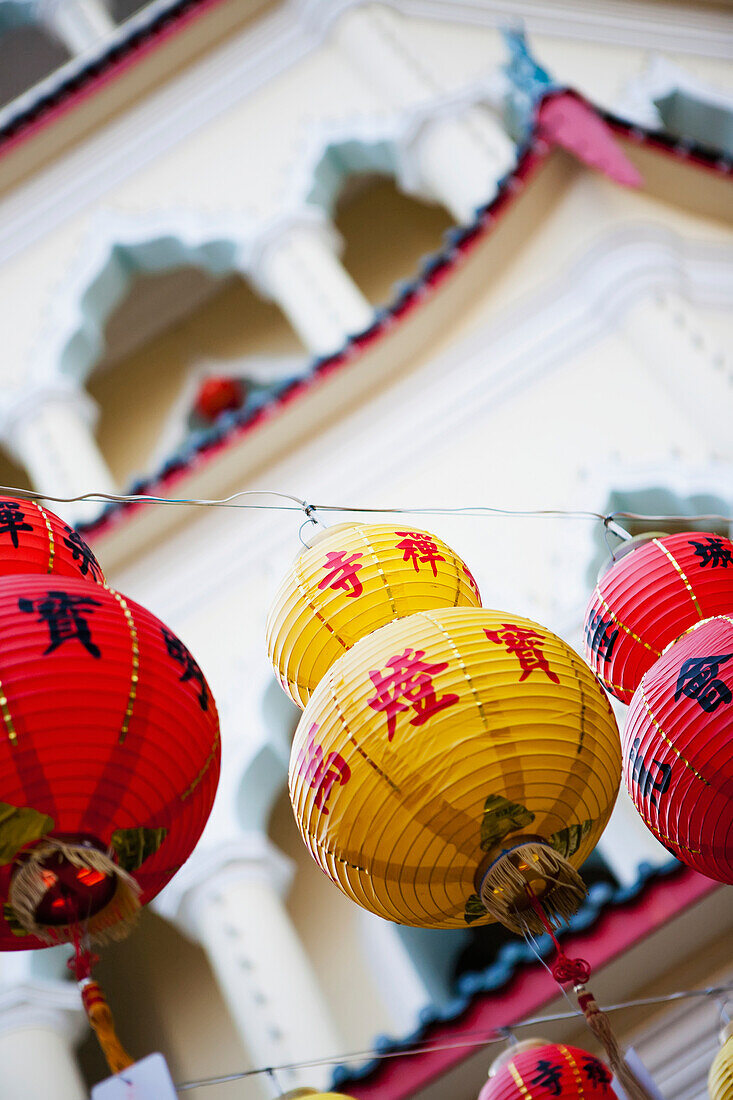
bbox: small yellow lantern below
[267,522,481,707]
[279,1091,357,1099]
[709,1023,733,1100]
[289,607,621,933]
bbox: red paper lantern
[478,1041,617,1099]
[0,495,104,583]
[0,575,220,949]
[623,615,733,883]
[584,532,733,702]
[193,377,245,422]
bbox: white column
[249,213,373,355]
[156,837,342,1098]
[0,982,86,1100]
[38,0,115,54]
[332,4,515,222]
[1,386,116,524]
[620,290,732,459]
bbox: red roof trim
[0,0,227,158]
[347,869,719,1099]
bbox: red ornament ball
[0,496,104,584]
[193,377,245,422]
[584,532,733,703]
[623,615,733,884]
[0,575,220,949]
[478,1042,617,1099]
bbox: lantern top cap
[488,1038,551,1075]
[299,521,361,551]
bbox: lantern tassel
[522,888,657,1100]
[479,842,587,934]
[576,987,657,1100]
[80,977,135,1076]
[9,838,140,945]
[68,923,135,1077]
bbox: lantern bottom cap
[478,839,587,934]
[8,837,141,946]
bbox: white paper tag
[613,1048,666,1100]
[91,1053,178,1099]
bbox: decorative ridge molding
[73,107,732,543]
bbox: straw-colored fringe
[8,839,141,945]
[479,842,587,934]
[577,988,657,1100]
[80,978,134,1076]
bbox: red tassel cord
[68,908,134,1076]
[524,886,656,1100]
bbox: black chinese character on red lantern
[367,648,459,741]
[0,501,33,549]
[585,606,619,661]
[583,1057,613,1088]
[162,628,208,711]
[395,531,445,577]
[18,591,102,658]
[675,653,733,713]
[628,737,671,807]
[294,723,351,815]
[484,624,560,684]
[531,1059,563,1096]
[62,526,103,581]
[317,551,364,599]
[689,536,733,569]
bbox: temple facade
[0,2,731,1098]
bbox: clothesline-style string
[1,484,731,540]
[171,983,733,1093]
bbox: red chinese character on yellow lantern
[484,624,560,684]
[395,531,445,577]
[367,648,459,741]
[462,562,481,600]
[317,550,364,598]
[295,724,351,814]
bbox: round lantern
[584,532,733,703]
[278,1091,357,1099]
[267,523,481,707]
[479,1041,617,1099]
[289,607,620,932]
[0,574,220,949]
[623,614,733,884]
[0,495,104,584]
[709,1023,733,1100]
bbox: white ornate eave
[1,0,731,274]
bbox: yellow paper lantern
[267,523,481,707]
[279,1091,357,1099]
[289,607,621,933]
[709,1024,733,1100]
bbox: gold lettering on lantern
[0,677,18,746]
[31,500,56,574]
[106,587,140,745]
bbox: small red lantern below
[623,614,733,884]
[0,575,220,949]
[479,1040,617,1099]
[0,495,104,583]
[584,532,733,703]
[193,376,245,422]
